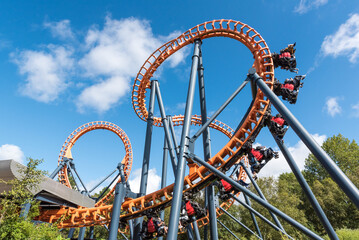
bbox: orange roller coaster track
[57,121,133,207]
[38,19,274,233]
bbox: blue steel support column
[187,225,194,240]
[273,135,339,240]
[248,68,359,208]
[68,228,75,238]
[19,202,31,219]
[78,227,86,240]
[67,162,81,191]
[133,80,156,239]
[166,39,201,239]
[154,80,178,173]
[108,165,126,240]
[158,136,169,240]
[243,194,263,239]
[229,194,293,240]
[204,189,208,240]
[89,226,94,239]
[191,216,201,240]
[70,162,89,194]
[197,49,218,240]
[240,162,284,231]
[168,116,180,155]
[189,154,324,240]
[128,220,134,240]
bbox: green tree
[0,158,66,239]
[303,134,359,231]
[304,134,359,183]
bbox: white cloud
[77,16,188,113]
[259,134,327,177]
[294,0,328,14]
[128,168,161,193]
[12,16,188,113]
[352,102,359,117]
[76,75,129,113]
[321,14,359,63]
[44,19,74,40]
[0,144,25,164]
[12,45,74,102]
[325,97,342,117]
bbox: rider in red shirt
[272,43,298,73]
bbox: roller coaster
[26,19,359,239]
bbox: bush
[0,158,66,240]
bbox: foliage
[323,228,359,240]
[304,134,359,183]
[303,134,359,232]
[0,158,66,240]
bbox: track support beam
[134,80,157,239]
[154,80,178,174]
[197,48,219,240]
[108,165,126,240]
[166,39,201,239]
[191,216,201,240]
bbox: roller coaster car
[216,178,249,201]
[141,215,167,239]
[273,75,306,104]
[249,146,279,175]
[264,113,289,139]
[272,43,298,73]
[183,199,207,220]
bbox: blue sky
[1,0,359,193]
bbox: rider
[272,43,298,73]
[265,113,289,139]
[248,146,279,178]
[273,75,305,104]
[183,193,206,220]
[141,214,168,239]
[216,170,250,201]
[281,75,305,104]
